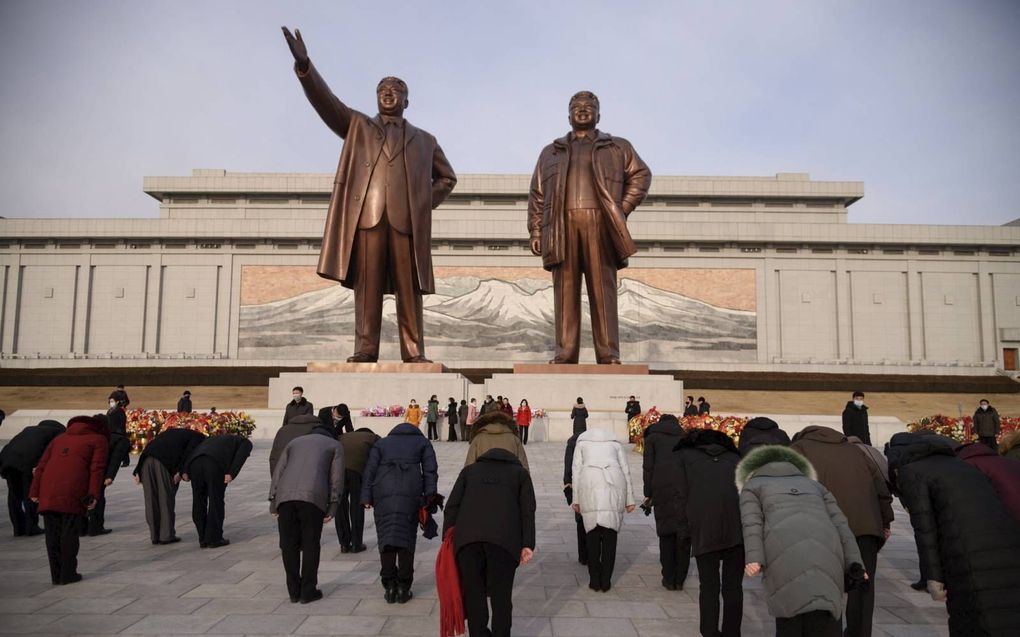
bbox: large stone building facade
[1,169,1018,374]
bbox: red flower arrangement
[126,409,256,452]
[907,413,1019,444]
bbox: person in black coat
[176,391,193,413]
[283,387,314,426]
[641,413,690,590]
[737,417,791,456]
[0,419,65,535]
[361,423,439,603]
[625,396,642,421]
[443,448,537,637]
[132,427,206,544]
[446,397,459,442]
[563,429,587,565]
[842,391,870,445]
[887,432,1020,635]
[675,429,744,637]
[570,398,588,435]
[182,434,253,548]
[84,418,131,536]
[697,397,710,415]
[683,396,699,417]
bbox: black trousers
[845,534,881,637]
[335,470,364,548]
[695,544,744,637]
[43,512,81,584]
[448,421,458,442]
[659,533,692,588]
[380,544,415,589]
[85,486,108,535]
[574,514,587,564]
[978,435,997,451]
[585,525,618,590]
[277,501,324,600]
[4,470,40,535]
[427,421,438,440]
[521,426,529,444]
[775,610,840,637]
[190,457,227,545]
[458,542,518,637]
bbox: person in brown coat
[464,412,529,471]
[282,28,457,363]
[335,427,381,552]
[791,425,893,637]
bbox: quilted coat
[571,428,635,533]
[28,416,109,515]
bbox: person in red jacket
[515,399,533,445]
[956,442,1020,525]
[29,415,109,585]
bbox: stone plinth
[268,371,468,410]
[484,371,683,414]
[513,363,649,375]
[307,361,449,373]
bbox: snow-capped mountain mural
[238,268,757,363]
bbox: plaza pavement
[0,440,951,636]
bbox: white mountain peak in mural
[432,279,551,325]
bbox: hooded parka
[571,428,635,532]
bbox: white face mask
[109,400,117,408]
[292,394,302,401]
[853,399,864,408]
[980,404,989,411]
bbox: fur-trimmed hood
[735,444,816,489]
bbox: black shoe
[289,595,299,604]
[61,573,83,585]
[26,528,44,537]
[207,539,230,548]
[588,581,599,591]
[578,556,588,566]
[200,543,209,548]
[300,589,323,604]
[395,586,413,604]
[158,536,181,545]
[601,582,612,592]
[340,544,351,553]
[910,579,927,591]
[384,584,398,604]
[347,353,378,363]
[88,528,113,536]
[352,544,368,553]
[661,579,677,591]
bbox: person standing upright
[697,396,711,415]
[426,395,440,441]
[973,399,1001,451]
[336,428,381,552]
[446,397,459,442]
[177,390,193,413]
[183,433,253,548]
[0,419,65,536]
[570,397,589,435]
[133,427,205,544]
[361,422,439,604]
[284,387,314,426]
[405,399,422,427]
[683,396,698,417]
[624,395,642,422]
[465,398,479,429]
[479,395,498,416]
[269,422,344,604]
[516,399,532,445]
[842,391,870,445]
[282,27,457,363]
[457,399,469,441]
[29,415,108,585]
[527,91,651,364]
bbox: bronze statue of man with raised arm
[282,27,457,363]
[528,92,651,364]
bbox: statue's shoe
[346,353,378,363]
[404,356,433,364]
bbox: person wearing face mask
[284,387,314,427]
[973,399,1001,451]
[842,391,871,446]
[106,396,130,469]
[405,400,422,427]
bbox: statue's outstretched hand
[282,27,309,71]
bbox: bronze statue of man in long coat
[528,91,651,364]
[283,28,457,363]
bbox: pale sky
[1,0,1018,225]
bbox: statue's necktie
[384,122,401,160]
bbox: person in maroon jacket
[956,442,1020,526]
[29,415,109,585]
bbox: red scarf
[435,527,465,637]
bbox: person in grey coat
[269,414,321,476]
[269,424,344,605]
[737,445,865,637]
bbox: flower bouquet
[682,414,749,443]
[361,405,405,417]
[126,409,256,452]
[629,406,661,453]
[907,413,1018,444]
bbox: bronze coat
[527,130,651,271]
[296,62,457,294]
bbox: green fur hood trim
[735,445,816,488]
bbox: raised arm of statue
[283,26,353,139]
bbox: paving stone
[551,617,638,637]
[295,615,386,635]
[34,597,134,615]
[119,613,227,634]
[115,597,210,615]
[209,613,307,634]
[0,614,61,634]
[31,613,145,634]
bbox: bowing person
[182,433,253,548]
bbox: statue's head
[568,91,600,131]
[377,76,409,116]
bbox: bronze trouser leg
[552,209,620,363]
[352,216,424,360]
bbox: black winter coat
[270,415,320,475]
[889,434,1020,635]
[625,400,642,420]
[185,434,253,478]
[0,420,66,476]
[104,431,132,482]
[177,397,193,413]
[841,402,870,444]
[283,398,314,425]
[737,417,790,456]
[570,406,588,434]
[641,418,687,537]
[443,449,536,562]
[361,423,439,549]
[106,406,127,436]
[134,428,205,477]
[675,429,743,556]
[447,402,458,425]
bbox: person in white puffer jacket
[570,428,636,592]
